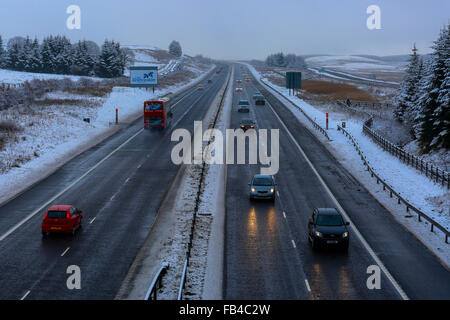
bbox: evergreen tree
[0,35,5,67]
[416,25,449,151]
[29,37,42,73]
[169,40,182,57]
[394,44,422,125]
[6,42,21,70]
[41,36,55,73]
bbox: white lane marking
[61,247,70,257]
[125,178,130,183]
[291,240,296,248]
[305,279,311,292]
[89,217,96,224]
[20,290,30,300]
[137,164,142,169]
[283,211,286,219]
[110,194,116,201]
[266,101,409,300]
[276,191,280,197]
[0,70,225,242]
[0,128,143,242]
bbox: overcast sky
[0,0,448,60]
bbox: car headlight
[270,188,274,193]
[251,188,255,193]
[315,231,322,237]
[342,232,348,238]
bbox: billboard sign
[130,66,158,88]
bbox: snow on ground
[0,63,215,205]
[244,62,449,266]
[0,68,103,85]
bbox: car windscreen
[145,102,163,111]
[253,177,273,186]
[256,96,264,100]
[242,120,253,124]
[47,211,67,218]
[239,100,249,106]
[316,214,344,226]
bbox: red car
[42,205,83,237]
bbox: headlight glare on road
[315,231,322,237]
[342,232,348,238]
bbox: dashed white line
[137,164,142,169]
[89,217,96,224]
[265,99,409,300]
[20,290,30,300]
[291,240,296,248]
[276,191,280,197]
[61,247,70,257]
[125,178,130,183]
[305,279,311,292]
[110,194,116,201]
[282,211,286,219]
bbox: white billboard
[130,66,158,87]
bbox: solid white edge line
[0,128,143,242]
[61,247,70,257]
[265,100,410,300]
[20,290,30,300]
[283,211,286,218]
[0,70,221,242]
[291,240,296,248]
[305,279,311,292]
[89,217,96,224]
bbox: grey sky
[0,0,448,60]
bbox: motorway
[0,64,229,299]
[223,64,450,300]
[0,63,448,300]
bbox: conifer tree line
[0,35,129,78]
[394,24,449,152]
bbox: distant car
[239,119,255,131]
[252,93,261,100]
[198,85,204,90]
[245,77,251,83]
[238,99,250,112]
[249,174,276,201]
[235,87,243,93]
[207,79,212,83]
[42,205,83,237]
[255,95,265,105]
[236,79,242,84]
[308,208,350,251]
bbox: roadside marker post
[116,108,118,125]
[326,113,329,130]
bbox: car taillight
[66,212,70,219]
[44,212,48,219]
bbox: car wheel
[42,231,49,238]
[71,225,76,236]
[311,239,317,250]
[342,244,349,253]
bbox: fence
[337,123,449,244]
[337,100,449,189]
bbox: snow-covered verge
[0,68,104,85]
[244,63,449,267]
[0,63,215,206]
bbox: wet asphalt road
[223,64,450,300]
[0,65,229,299]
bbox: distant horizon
[0,0,447,60]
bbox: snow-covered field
[0,68,103,85]
[244,63,449,266]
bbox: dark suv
[308,208,350,251]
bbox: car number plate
[327,240,338,244]
[51,227,61,230]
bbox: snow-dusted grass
[0,68,103,84]
[244,62,449,266]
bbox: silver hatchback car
[248,174,276,201]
